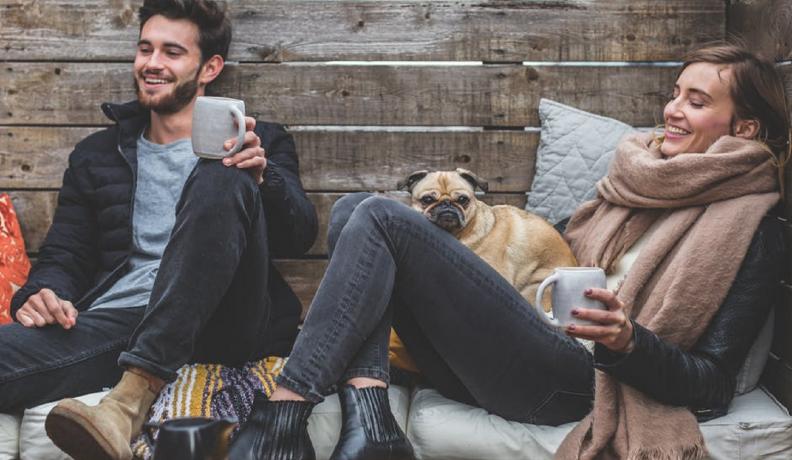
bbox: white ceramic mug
[534,267,607,327]
[191,96,246,159]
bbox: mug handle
[227,105,246,155]
[534,272,560,327]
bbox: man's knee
[181,159,259,210]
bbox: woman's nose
[664,96,682,119]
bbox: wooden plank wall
[729,0,792,411]
[20,0,792,405]
[2,0,724,305]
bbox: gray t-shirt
[89,134,197,310]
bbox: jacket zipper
[75,111,139,310]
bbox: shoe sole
[45,405,118,460]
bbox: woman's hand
[565,288,635,353]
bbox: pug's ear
[455,168,489,192]
[397,170,430,192]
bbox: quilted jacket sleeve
[11,156,100,316]
[257,123,318,257]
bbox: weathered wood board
[0,0,724,62]
[0,63,673,126]
[7,191,528,257]
[0,127,537,192]
[729,0,792,61]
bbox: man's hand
[223,116,267,184]
[16,288,78,329]
[564,288,634,353]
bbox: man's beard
[134,72,200,114]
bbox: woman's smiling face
[661,62,737,157]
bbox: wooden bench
[2,0,791,437]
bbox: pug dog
[398,168,577,311]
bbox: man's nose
[143,51,165,70]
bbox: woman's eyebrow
[687,88,713,101]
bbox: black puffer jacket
[11,100,318,356]
[592,214,786,420]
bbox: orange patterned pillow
[0,194,31,324]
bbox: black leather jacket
[591,214,786,420]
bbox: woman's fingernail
[584,289,592,295]
[571,309,579,316]
[567,324,576,331]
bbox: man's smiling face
[133,15,204,114]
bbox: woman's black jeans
[276,193,594,425]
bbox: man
[0,1,317,458]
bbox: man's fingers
[27,308,48,327]
[224,131,260,153]
[235,157,266,170]
[27,295,56,324]
[40,288,71,326]
[16,310,35,328]
[63,301,78,328]
[244,116,256,131]
[224,146,264,168]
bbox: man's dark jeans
[0,160,273,411]
[276,193,594,425]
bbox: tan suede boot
[45,370,158,460]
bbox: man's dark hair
[138,0,232,62]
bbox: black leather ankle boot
[329,385,415,460]
[228,393,316,460]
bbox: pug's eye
[457,196,470,205]
[420,196,436,205]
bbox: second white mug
[533,267,607,327]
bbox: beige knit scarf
[555,133,780,460]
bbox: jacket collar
[101,100,149,169]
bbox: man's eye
[690,101,705,108]
[420,196,435,205]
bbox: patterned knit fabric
[131,356,286,459]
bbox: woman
[229,44,788,460]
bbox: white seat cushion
[15,386,411,460]
[0,412,21,460]
[406,386,792,460]
[308,385,411,460]
[19,391,107,460]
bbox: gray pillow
[526,98,635,224]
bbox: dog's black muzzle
[428,201,465,231]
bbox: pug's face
[409,172,480,233]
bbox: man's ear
[198,54,225,87]
[734,119,760,140]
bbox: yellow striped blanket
[131,356,286,459]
